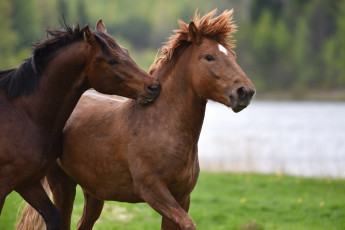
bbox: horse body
[54,44,207,229]
[61,94,140,202]
[1,40,90,191]
[59,43,208,204]
[60,69,203,203]
[0,20,159,230]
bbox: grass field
[1,173,344,230]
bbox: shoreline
[255,89,345,101]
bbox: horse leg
[161,196,191,230]
[46,161,77,230]
[135,182,195,230]
[0,188,11,215]
[0,196,4,214]
[77,190,104,230]
[16,181,60,230]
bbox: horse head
[184,10,255,112]
[83,20,160,104]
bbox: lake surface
[198,100,345,178]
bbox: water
[198,100,345,178]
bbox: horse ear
[83,25,94,45]
[188,21,201,44]
[96,19,107,33]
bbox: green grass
[1,173,345,230]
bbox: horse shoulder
[64,93,128,155]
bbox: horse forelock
[149,9,237,74]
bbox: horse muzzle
[229,86,255,113]
[138,83,161,104]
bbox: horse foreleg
[0,197,4,215]
[46,161,77,230]
[0,189,10,215]
[77,190,104,230]
[0,179,13,215]
[161,195,191,230]
[16,181,60,230]
[135,183,196,230]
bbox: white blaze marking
[218,44,228,56]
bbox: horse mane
[0,20,115,99]
[149,9,237,74]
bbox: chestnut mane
[149,9,237,74]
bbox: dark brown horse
[19,10,255,230]
[0,19,160,230]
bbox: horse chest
[168,159,199,198]
[164,146,200,197]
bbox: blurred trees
[12,0,41,48]
[323,0,345,87]
[0,0,344,96]
[0,0,18,68]
[237,0,345,94]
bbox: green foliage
[337,1,345,85]
[0,0,18,69]
[252,10,274,62]
[76,0,88,26]
[291,18,308,83]
[241,0,345,94]
[12,0,41,48]
[1,173,345,229]
[112,16,152,49]
[0,0,344,97]
[323,0,345,87]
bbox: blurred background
[0,0,344,178]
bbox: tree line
[240,0,345,94]
[1,0,344,95]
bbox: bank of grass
[1,173,344,229]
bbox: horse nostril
[248,88,256,98]
[237,87,247,101]
[146,84,161,96]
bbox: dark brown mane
[0,21,86,99]
[149,9,237,74]
[0,21,113,99]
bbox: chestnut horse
[0,19,159,230]
[19,10,255,230]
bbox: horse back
[64,90,127,131]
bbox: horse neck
[20,41,90,138]
[154,47,207,140]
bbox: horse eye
[204,55,214,62]
[108,59,118,65]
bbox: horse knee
[180,216,196,230]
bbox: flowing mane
[149,9,237,74]
[0,21,115,99]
